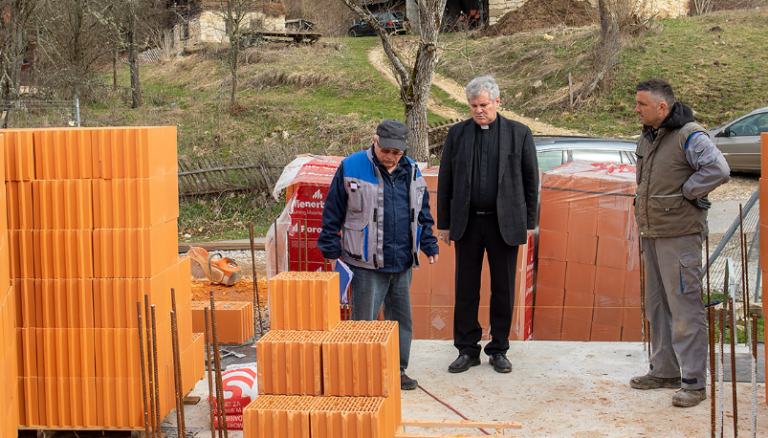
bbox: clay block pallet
[191,300,253,344]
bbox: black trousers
[453,213,519,357]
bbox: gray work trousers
[642,233,707,390]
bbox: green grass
[436,8,768,138]
[74,37,452,241]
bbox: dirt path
[367,46,581,135]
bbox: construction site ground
[167,339,765,438]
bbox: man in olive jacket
[436,75,539,374]
[630,78,730,408]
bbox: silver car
[708,106,768,172]
[534,136,638,173]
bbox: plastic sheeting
[533,161,642,342]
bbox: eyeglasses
[379,148,404,156]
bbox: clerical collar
[480,124,490,130]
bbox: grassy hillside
[437,7,768,137]
[83,37,453,240]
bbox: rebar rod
[144,296,157,438]
[171,310,183,438]
[709,306,716,438]
[137,302,151,438]
[729,298,738,438]
[719,308,725,438]
[171,288,186,438]
[204,308,216,438]
[740,205,748,344]
[304,219,309,271]
[151,305,162,438]
[750,314,758,438]
[744,233,751,327]
[210,292,229,438]
[274,219,279,275]
[248,222,263,337]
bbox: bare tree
[0,0,40,102]
[691,0,715,15]
[578,0,646,102]
[339,0,448,162]
[127,0,141,107]
[210,0,269,109]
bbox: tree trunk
[128,0,141,108]
[113,50,118,91]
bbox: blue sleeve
[418,188,439,257]
[318,163,347,260]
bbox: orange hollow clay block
[242,395,397,438]
[3,130,35,182]
[92,219,178,279]
[310,396,397,438]
[269,272,340,331]
[257,330,328,396]
[92,175,179,229]
[322,330,400,400]
[243,395,315,438]
[31,180,93,230]
[191,301,253,344]
[91,126,177,180]
[33,129,94,180]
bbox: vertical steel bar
[171,288,186,438]
[728,298,738,438]
[274,218,279,275]
[709,306,716,438]
[304,219,309,271]
[740,205,749,343]
[719,308,725,438]
[205,308,216,438]
[151,305,162,438]
[137,302,151,438]
[744,233,751,325]
[248,222,263,337]
[751,315,758,438]
[171,310,183,438]
[144,296,157,438]
[210,292,228,438]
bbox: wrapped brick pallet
[534,161,642,342]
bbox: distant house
[169,0,286,47]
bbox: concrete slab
[171,340,767,438]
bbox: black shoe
[488,353,512,373]
[448,354,481,373]
[401,373,418,390]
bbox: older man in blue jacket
[318,119,439,390]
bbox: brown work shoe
[629,374,681,390]
[672,388,706,407]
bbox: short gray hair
[636,78,675,107]
[466,75,500,101]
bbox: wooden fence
[177,119,460,196]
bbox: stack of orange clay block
[244,272,401,438]
[3,127,204,430]
[760,132,768,402]
[191,301,253,344]
[0,135,21,438]
[534,161,642,342]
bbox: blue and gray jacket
[318,147,439,272]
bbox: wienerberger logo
[312,190,323,199]
[297,200,325,209]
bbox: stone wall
[488,0,690,26]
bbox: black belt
[474,210,495,216]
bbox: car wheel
[348,29,357,37]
